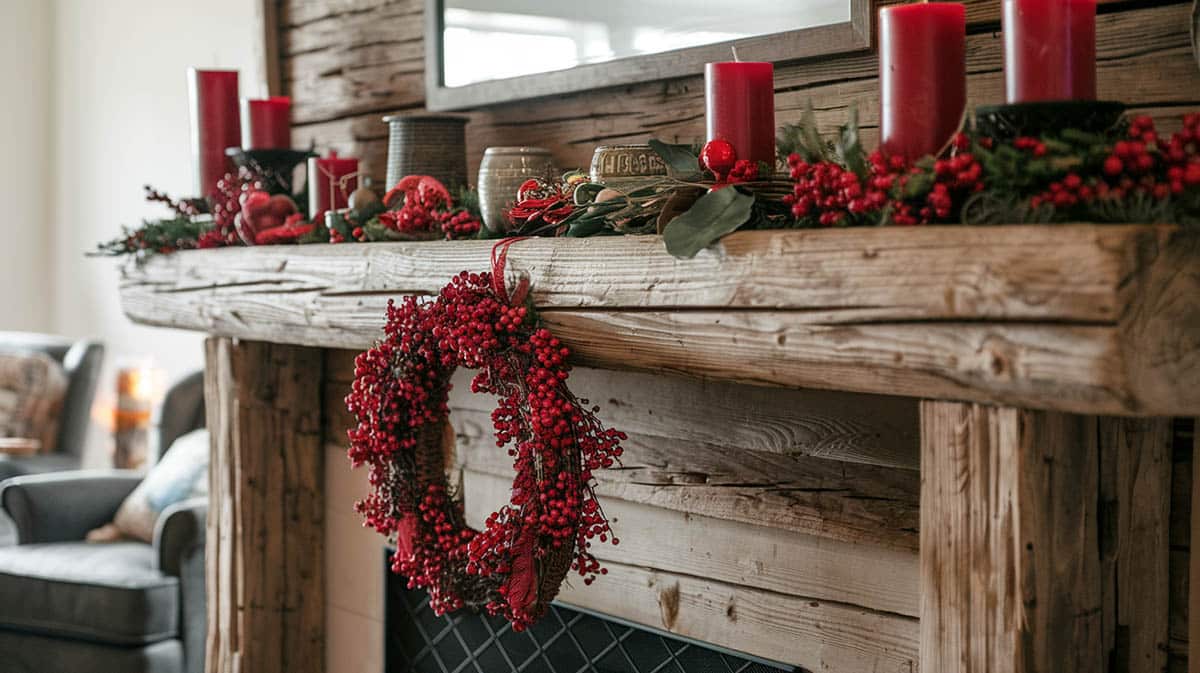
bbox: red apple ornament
[700,139,738,182]
[236,191,300,245]
[255,212,316,245]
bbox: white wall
[1,0,265,465]
[0,1,53,333]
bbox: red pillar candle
[1003,0,1096,102]
[241,97,292,150]
[307,151,359,223]
[705,61,776,167]
[879,3,966,161]
[187,68,241,199]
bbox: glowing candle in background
[1003,0,1097,102]
[879,3,967,160]
[187,68,241,198]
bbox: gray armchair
[0,371,206,673]
[0,331,105,481]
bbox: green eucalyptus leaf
[648,139,701,177]
[662,187,755,259]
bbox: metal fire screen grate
[386,565,797,673]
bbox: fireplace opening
[386,556,798,673]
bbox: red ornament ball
[700,139,738,177]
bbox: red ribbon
[490,237,530,304]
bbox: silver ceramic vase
[477,147,555,233]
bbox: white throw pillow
[93,428,210,543]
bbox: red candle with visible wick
[705,60,776,166]
[187,68,241,198]
[241,97,292,149]
[879,3,966,160]
[1003,0,1096,102]
[307,151,359,223]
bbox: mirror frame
[424,0,873,111]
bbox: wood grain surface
[204,339,325,673]
[122,225,1200,415]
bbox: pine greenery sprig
[92,217,213,259]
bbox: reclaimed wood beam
[204,338,324,673]
[920,403,1174,673]
[920,402,1105,673]
[121,226,1200,416]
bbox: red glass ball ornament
[700,139,738,178]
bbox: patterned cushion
[0,351,68,453]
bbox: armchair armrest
[0,470,142,544]
[154,496,207,576]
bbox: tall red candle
[241,97,292,150]
[307,151,359,223]
[1003,0,1096,102]
[705,62,776,166]
[879,3,966,160]
[187,68,241,198]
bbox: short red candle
[307,151,359,223]
[705,62,776,167]
[1003,0,1096,102]
[241,97,292,150]
[879,3,966,160]
[187,68,241,198]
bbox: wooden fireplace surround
[120,224,1199,673]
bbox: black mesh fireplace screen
[386,562,797,673]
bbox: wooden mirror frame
[424,0,873,111]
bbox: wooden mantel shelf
[121,224,1200,416]
[160,224,1200,673]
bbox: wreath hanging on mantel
[345,240,626,629]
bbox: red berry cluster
[345,271,624,630]
[1025,115,1200,211]
[784,134,983,227]
[374,175,481,240]
[727,159,760,184]
[143,185,201,218]
[1102,115,1200,199]
[200,168,266,248]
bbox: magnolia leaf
[656,186,705,234]
[573,182,606,205]
[649,139,701,177]
[662,187,755,259]
[564,215,609,238]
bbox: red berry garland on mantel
[345,250,625,630]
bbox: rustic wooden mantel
[120,225,1200,673]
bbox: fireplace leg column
[919,401,1171,673]
[204,338,325,673]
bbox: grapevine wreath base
[345,243,626,629]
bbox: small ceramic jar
[477,147,556,233]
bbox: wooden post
[920,402,1173,673]
[1098,418,1172,673]
[1192,420,1200,673]
[205,338,325,673]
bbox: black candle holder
[225,147,317,210]
[974,101,1126,140]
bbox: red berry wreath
[345,250,625,630]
